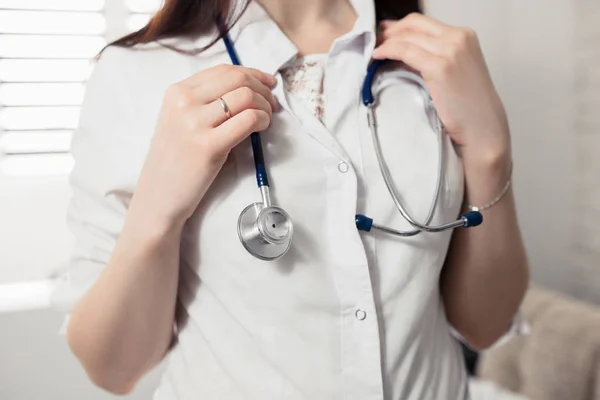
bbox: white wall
[0,176,72,283]
[572,0,600,304]
[426,0,577,295]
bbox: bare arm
[66,209,183,395]
[66,63,278,394]
[441,155,529,350]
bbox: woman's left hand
[373,13,510,168]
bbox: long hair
[109,0,421,53]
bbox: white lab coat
[53,1,476,399]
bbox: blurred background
[0,0,598,399]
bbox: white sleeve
[450,312,531,351]
[50,47,142,315]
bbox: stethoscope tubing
[223,31,271,190]
[361,60,481,235]
[222,32,482,261]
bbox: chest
[129,50,464,294]
[262,59,465,227]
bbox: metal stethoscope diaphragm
[237,188,293,260]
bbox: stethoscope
[222,33,483,261]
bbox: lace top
[280,54,327,124]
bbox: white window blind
[0,0,161,176]
[127,0,162,32]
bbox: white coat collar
[219,0,377,75]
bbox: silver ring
[218,97,232,120]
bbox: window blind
[127,0,162,32]
[0,0,161,176]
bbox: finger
[221,66,278,90]
[247,68,279,89]
[380,13,451,37]
[202,86,273,127]
[377,32,449,57]
[372,38,444,77]
[211,109,271,150]
[181,64,277,90]
[194,69,278,110]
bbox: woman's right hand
[129,64,279,229]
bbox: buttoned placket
[222,2,386,398]
[267,43,385,400]
[324,32,385,400]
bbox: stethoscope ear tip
[461,211,484,228]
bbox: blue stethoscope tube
[222,32,270,189]
[222,32,482,261]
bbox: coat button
[355,309,367,321]
[338,161,349,173]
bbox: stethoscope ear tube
[359,58,483,236]
[362,59,388,106]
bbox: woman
[61,0,529,399]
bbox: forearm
[67,206,183,394]
[441,152,529,350]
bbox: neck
[256,0,357,55]
[257,0,354,31]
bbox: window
[0,0,161,176]
[127,0,162,32]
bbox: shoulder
[94,34,224,88]
[87,35,226,125]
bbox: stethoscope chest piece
[237,202,294,261]
[222,32,483,262]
